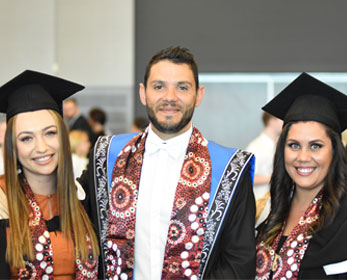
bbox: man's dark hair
[89,107,106,125]
[143,46,199,89]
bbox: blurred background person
[63,98,95,144]
[246,112,283,227]
[88,107,111,144]
[0,121,6,175]
[69,130,90,179]
[256,73,347,279]
[130,117,149,133]
[341,129,347,147]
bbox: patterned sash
[18,178,98,279]
[105,128,211,280]
[256,192,322,280]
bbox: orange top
[1,182,75,279]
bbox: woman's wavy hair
[261,121,347,245]
[5,110,99,268]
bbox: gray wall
[135,0,347,76]
[0,0,135,133]
[135,0,347,147]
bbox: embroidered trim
[199,149,253,279]
[94,135,113,277]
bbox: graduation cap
[0,70,84,122]
[262,72,347,133]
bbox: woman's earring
[17,166,22,174]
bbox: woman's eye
[310,143,322,150]
[46,130,57,137]
[288,143,300,150]
[20,136,32,142]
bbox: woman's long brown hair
[5,110,99,268]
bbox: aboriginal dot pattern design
[18,177,98,279]
[106,128,211,280]
[255,192,322,280]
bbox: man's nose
[163,87,178,101]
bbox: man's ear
[139,83,147,106]
[195,85,205,107]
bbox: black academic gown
[79,135,256,280]
[0,219,10,279]
[298,196,347,279]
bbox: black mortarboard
[262,72,347,133]
[0,70,84,122]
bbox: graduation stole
[17,177,98,280]
[105,128,211,280]
[256,191,322,280]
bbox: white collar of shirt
[145,124,193,159]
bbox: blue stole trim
[107,133,137,191]
[207,141,237,206]
[207,140,254,204]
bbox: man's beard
[146,102,195,135]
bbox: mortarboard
[0,70,84,122]
[262,72,347,133]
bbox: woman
[0,70,99,279]
[256,72,347,279]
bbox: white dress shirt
[134,125,193,280]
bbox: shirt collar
[145,124,193,159]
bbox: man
[63,97,95,143]
[246,112,283,227]
[81,46,256,279]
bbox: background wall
[1,1,347,146]
[0,1,55,81]
[0,0,134,133]
[135,0,347,147]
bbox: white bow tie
[145,139,181,159]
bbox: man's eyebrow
[177,81,193,86]
[150,80,165,84]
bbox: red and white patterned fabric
[105,128,211,280]
[256,192,322,280]
[18,177,98,280]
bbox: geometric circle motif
[255,245,270,275]
[111,181,136,219]
[167,220,187,245]
[181,155,210,185]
